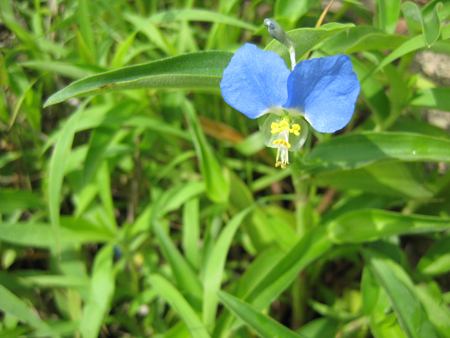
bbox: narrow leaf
[416,235,450,276]
[79,245,115,338]
[48,103,85,252]
[217,291,305,338]
[410,88,450,112]
[363,249,439,338]
[329,209,450,243]
[149,274,211,338]
[182,99,229,204]
[305,132,450,174]
[0,284,50,331]
[375,0,402,34]
[153,220,203,306]
[44,51,233,107]
[203,206,254,329]
[147,9,257,31]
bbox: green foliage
[1,1,450,337]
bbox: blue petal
[283,55,360,133]
[220,43,290,119]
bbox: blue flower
[220,43,360,168]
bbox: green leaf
[146,9,257,31]
[0,220,114,248]
[76,0,96,60]
[0,189,44,213]
[153,220,203,307]
[390,117,450,140]
[203,206,254,330]
[48,103,85,252]
[409,88,450,112]
[111,31,137,69]
[182,197,200,270]
[362,265,406,338]
[160,181,206,214]
[0,284,50,331]
[265,23,354,68]
[43,51,233,107]
[275,0,321,25]
[217,291,305,338]
[374,0,402,34]
[149,274,211,338]
[79,245,115,338]
[297,318,339,338]
[82,126,116,185]
[213,227,331,337]
[312,161,433,199]
[247,227,332,309]
[26,275,89,288]
[350,56,390,124]
[322,26,408,55]
[20,61,102,80]
[0,151,21,170]
[416,234,450,276]
[306,132,450,174]
[365,24,450,80]
[182,99,229,204]
[415,283,450,337]
[328,209,450,243]
[402,1,443,47]
[402,2,423,36]
[363,248,440,338]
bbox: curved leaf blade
[44,51,233,107]
[329,209,450,243]
[410,88,450,112]
[322,26,408,55]
[203,206,254,329]
[153,220,203,306]
[363,249,440,338]
[149,274,211,338]
[364,24,450,81]
[217,291,305,338]
[305,132,450,174]
[79,245,115,338]
[147,9,258,31]
[0,284,50,331]
[182,99,229,204]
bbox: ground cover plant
[1,0,450,337]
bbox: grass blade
[217,291,306,338]
[203,206,254,330]
[48,103,85,253]
[149,274,211,338]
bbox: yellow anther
[275,161,287,169]
[270,122,280,134]
[289,124,301,136]
[279,120,289,128]
[273,139,291,148]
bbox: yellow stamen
[289,124,301,136]
[273,139,291,149]
[270,122,279,134]
[275,161,287,169]
[271,119,292,134]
